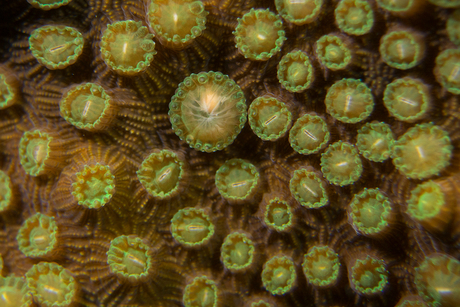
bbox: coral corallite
[2,0,460,306]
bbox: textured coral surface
[1,0,460,307]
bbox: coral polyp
[248,96,292,141]
[221,232,255,272]
[325,78,374,124]
[392,123,452,180]
[379,29,425,70]
[321,141,363,186]
[169,71,247,152]
[383,78,430,122]
[29,25,84,70]
[234,8,286,61]
[349,255,388,296]
[415,253,460,307]
[183,276,218,307]
[434,49,460,94]
[107,235,152,283]
[290,169,328,208]
[147,0,208,49]
[302,245,341,288]
[261,255,296,295]
[275,0,323,25]
[315,34,352,71]
[407,179,453,233]
[26,262,78,307]
[17,213,58,258]
[289,114,330,155]
[264,197,293,231]
[334,0,374,35]
[171,207,214,247]
[60,83,117,131]
[27,0,72,10]
[0,170,13,212]
[100,20,156,75]
[277,50,315,93]
[72,163,115,209]
[0,276,32,307]
[356,122,394,162]
[215,158,259,203]
[348,188,393,237]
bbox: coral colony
[1,0,460,306]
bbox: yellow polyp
[171,207,214,247]
[29,25,84,69]
[101,20,156,75]
[26,262,77,307]
[107,235,152,283]
[380,29,425,70]
[233,8,286,61]
[275,0,323,25]
[147,0,208,49]
[60,83,117,131]
[183,276,218,307]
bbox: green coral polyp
[233,8,286,61]
[221,232,255,272]
[380,29,424,70]
[248,96,292,141]
[275,0,323,25]
[60,83,117,131]
[19,130,52,177]
[169,71,247,152]
[376,0,419,14]
[147,0,208,49]
[290,169,328,208]
[356,122,394,162]
[415,253,460,307]
[335,0,374,36]
[0,276,32,307]
[17,213,58,258]
[264,198,293,231]
[0,170,12,212]
[302,246,341,288]
[447,10,460,46]
[262,256,296,295]
[321,141,363,186]
[392,123,452,180]
[0,68,19,110]
[277,50,315,93]
[383,78,430,122]
[101,20,156,75]
[26,262,77,307]
[434,49,460,95]
[325,78,374,123]
[171,207,214,247]
[27,0,72,10]
[407,180,449,232]
[107,235,152,283]
[29,25,83,70]
[348,188,392,237]
[350,255,388,296]
[183,276,218,307]
[316,34,352,71]
[289,114,330,155]
[137,150,184,199]
[215,159,260,203]
[71,163,115,209]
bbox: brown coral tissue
[1,0,460,306]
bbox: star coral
[1,0,460,306]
